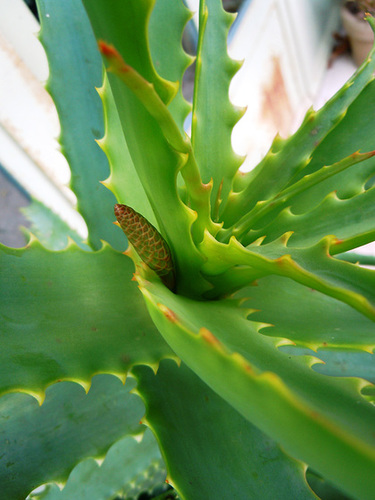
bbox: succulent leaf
[242,186,375,251]
[222,16,375,227]
[200,231,375,320]
[243,275,375,351]
[82,0,211,297]
[149,0,193,133]
[36,0,123,251]
[134,360,316,500]
[83,0,177,105]
[1,375,144,500]
[289,80,375,215]
[137,275,375,500]
[5,1,375,498]
[30,429,166,500]
[222,150,375,244]
[97,72,158,229]
[0,239,175,397]
[191,0,243,216]
[21,199,91,251]
[98,40,189,155]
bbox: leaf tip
[98,39,117,58]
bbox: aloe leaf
[225,150,375,244]
[137,275,375,500]
[243,275,375,351]
[222,16,375,226]
[338,252,375,266]
[249,277,375,392]
[243,186,375,250]
[149,0,193,132]
[200,233,375,320]
[82,0,177,104]
[95,40,215,244]
[191,0,242,217]
[259,80,375,222]
[21,199,91,251]
[250,237,375,320]
[32,429,166,500]
[97,73,157,229]
[134,360,316,500]
[98,41,188,154]
[280,345,375,386]
[0,240,175,398]
[306,470,353,500]
[82,0,210,297]
[288,80,375,211]
[36,0,123,251]
[1,375,144,500]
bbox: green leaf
[82,0,210,297]
[277,79,375,257]
[288,80,375,213]
[280,345,375,385]
[98,73,158,230]
[134,360,316,500]
[1,375,144,500]
[36,0,123,250]
[224,150,375,245]
[222,19,375,227]
[306,470,353,500]
[32,429,166,500]
[149,0,193,133]
[21,199,91,251]
[243,186,375,250]
[0,240,175,398]
[137,275,375,500]
[249,236,375,321]
[82,0,177,105]
[199,233,375,320]
[243,275,375,350]
[191,0,242,217]
[337,252,375,266]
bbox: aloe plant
[1,1,375,498]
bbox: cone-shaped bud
[114,204,175,291]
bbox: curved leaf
[134,360,316,500]
[191,0,242,216]
[98,73,157,229]
[243,275,375,350]
[149,0,193,133]
[82,0,210,297]
[199,233,375,320]
[225,150,375,245]
[243,186,375,250]
[249,236,375,320]
[21,199,91,251]
[269,79,375,224]
[222,19,375,226]
[291,80,375,208]
[137,274,375,500]
[1,375,144,500]
[32,429,166,500]
[0,240,175,398]
[82,0,177,104]
[36,0,123,250]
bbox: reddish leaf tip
[98,40,118,58]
